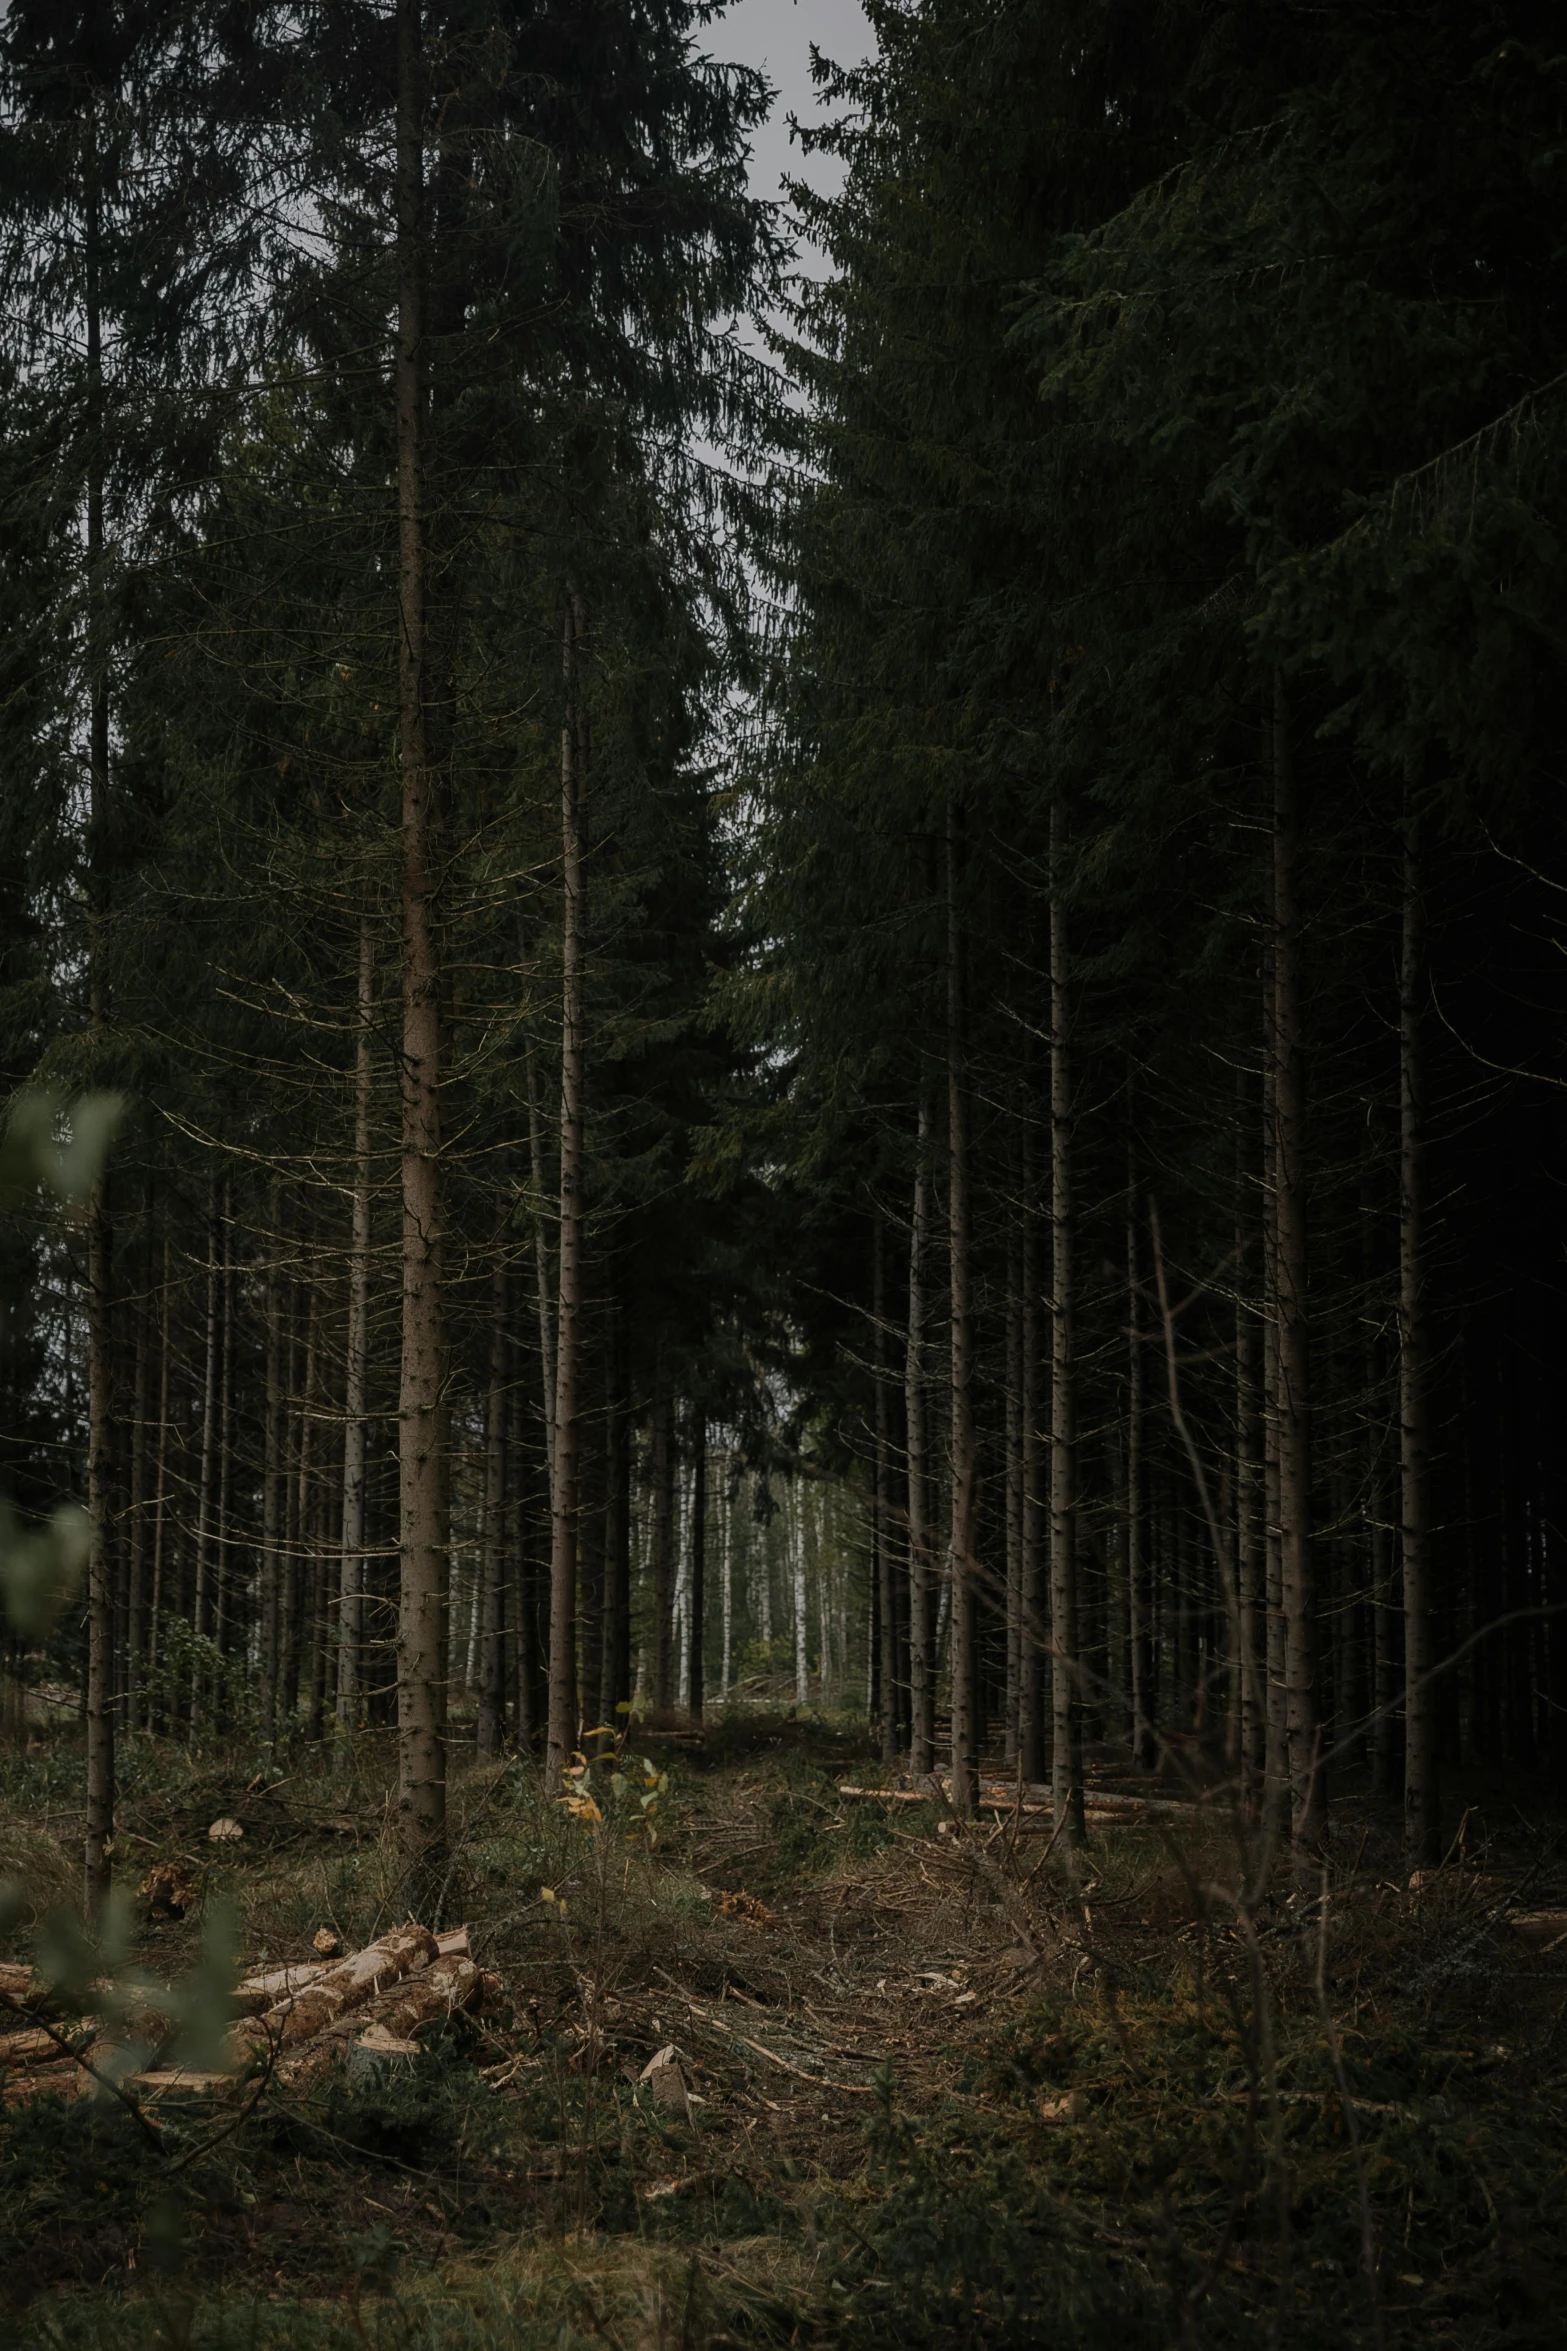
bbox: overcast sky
[702,0,876,263]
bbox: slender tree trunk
[651,1376,676,1709]
[283,1287,318,1730]
[907,1078,936,1775]
[601,1284,631,1722]
[1020,1090,1047,1782]
[337,916,375,1746]
[394,0,446,1893]
[126,1273,150,1731]
[261,1232,284,1736]
[1049,798,1085,1842]
[191,1177,219,1723]
[873,1210,898,1760]
[477,1248,509,1758]
[689,1410,706,1723]
[1400,811,1439,1864]
[946,805,979,1816]
[1236,1262,1266,1807]
[791,1481,809,1704]
[82,162,114,1915]
[525,1048,557,1506]
[546,594,587,1795]
[719,1457,733,1701]
[148,1239,172,1723]
[1127,1165,1155,1771]
[214,1190,234,1669]
[1272,673,1322,1852]
[1004,1193,1024,1765]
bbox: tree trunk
[283,1286,318,1730]
[873,1209,899,1761]
[126,1274,150,1732]
[525,1047,557,1506]
[147,1238,172,1725]
[261,1227,284,1739]
[1236,1259,1266,1808]
[791,1481,809,1704]
[215,1189,234,1665]
[82,161,114,1916]
[651,1376,676,1710]
[601,1284,631,1722]
[1020,1091,1047,1782]
[719,1453,733,1702]
[394,0,447,1895]
[477,1249,509,1759]
[689,1410,706,1723]
[1049,797,1085,1844]
[191,1175,219,1721]
[1272,672,1322,1852]
[946,803,979,1817]
[1400,811,1439,1864]
[906,1077,936,1776]
[546,592,587,1796]
[337,916,375,1747]
[1127,1163,1155,1771]
[1004,1193,1024,1766]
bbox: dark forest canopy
[2,0,1565,1921]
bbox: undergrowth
[4,1719,1567,2347]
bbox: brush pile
[0,1922,481,2110]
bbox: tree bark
[873,1209,899,1761]
[336,916,375,1747]
[601,1281,631,1723]
[1236,1257,1265,1807]
[546,592,587,1796]
[651,1374,676,1710]
[476,1246,509,1759]
[394,0,447,1895]
[82,157,114,1916]
[1049,797,1086,1844]
[1272,672,1322,1852]
[946,803,979,1817]
[1399,811,1439,1864]
[126,1271,150,1731]
[1127,1161,1155,1771]
[689,1409,706,1723]
[906,1077,936,1776]
[525,1046,557,1506]
[1004,1192,1024,1766]
[191,1175,219,1720]
[261,1224,284,1739]
[1020,1089,1047,1782]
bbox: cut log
[127,2068,244,2102]
[0,1963,47,2012]
[235,1922,438,2058]
[372,1951,481,2036]
[346,2024,421,2090]
[435,1926,470,1959]
[0,2027,73,2068]
[232,1961,333,2015]
[276,1951,481,2089]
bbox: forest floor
[2,1708,1567,2349]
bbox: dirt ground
[3,1712,1567,2348]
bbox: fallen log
[277,1950,482,2088]
[0,2027,74,2068]
[233,1922,438,2061]
[0,1963,47,2012]
[232,1961,332,2015]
